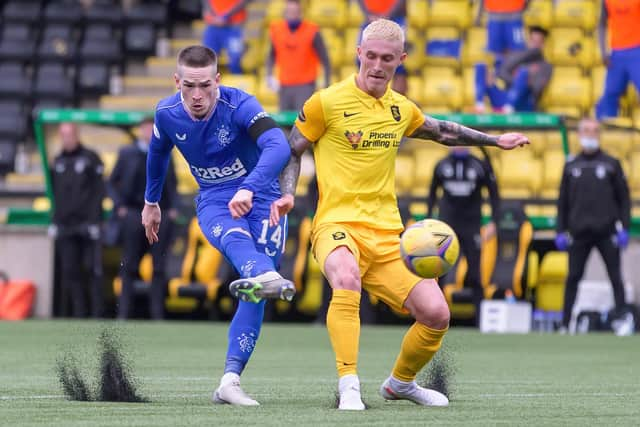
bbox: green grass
[1,320,639,426]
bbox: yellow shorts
[312,222,422,313]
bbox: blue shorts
[487,18,526,54]
[195,194,288,269]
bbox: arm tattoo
[411,116,499,147]
[279,126,312,196]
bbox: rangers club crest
[391,105,401,122]
[217,124,231,146]
[344,130,363,149]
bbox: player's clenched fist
[229,189,254,219]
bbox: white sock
[388,376,416,394]
[338,374,360,393]
[220,372,240,387]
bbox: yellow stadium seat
[395,155,415,195]
[173,151,198,194]
[525,131,549,156]
[548,28,595,68]
[240,41,264,72]
[540,67,592,114]
[630,152,640,198]
[553,0,598,31]
[425,26,462,67]
[347,0,364,27]
[540,150,565,197]
[463,27,489,66]
[407,75,426,106]
[166,217,224,308]
[462,66,476,109]
[421,68,463,111]
[101,151,117,177]
[255,74,278,109]
[321,28,345,69]
[407,0,429,30]
[600,128,634,159]
[220,74,257,95]
[524,0,553,29]
[266,0,286,24]
[99,95,160,111]
[531,251,567,312]
[428,0,471,29]
[497,151,542,197]
[308,0,347,29]
[404,26,426,73]
[412,146,447,192]
[340,64,357,80]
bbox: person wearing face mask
[108,117,180,320]
[266,0,331,112]
[555,118,631,333]
[427,147,500,324]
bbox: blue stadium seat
[0,38,36,64]
[3,0,42,26]
[77,63,110,96]
[1,23,35,42]
[126,0,168,28]
[0,111,28,141]
[43,0,83,26]
[0,63,32,99]
[0,140,16,176]
[33,64,75,105]
[37,35,77,65]
[124,23,156,58]
[84,0,123,27]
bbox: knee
[415,299,450,330]
[328,266,361,292]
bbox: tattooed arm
[269,125,314,225]
[410,115,530,150]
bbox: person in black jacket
[109,117,180,320]
[50,122,105,318]
[427,147,500,321]
[555,118,631,332]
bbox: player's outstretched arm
[410,116,530,150]
[269,125,313,226]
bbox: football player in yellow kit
[270,19,530,410]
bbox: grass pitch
[1,320,639,426]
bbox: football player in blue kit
[142,45,296,406]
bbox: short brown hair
[177,45,217,69]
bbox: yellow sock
[326,289,361,377]
[391,322,448,382]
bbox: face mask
[451,149,469,159]
[287,19,301,31]
[579,137,599,151]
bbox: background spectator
[108,117,180,320]
[555,118,631,333]
[49,122,105,318]
[476,0,528,66]
[201,0,252,74]
[475,26,551,113]
[266,0,331,112]
[427,147,500,325]
[595,0,640,119]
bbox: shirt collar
[349,74,393,109]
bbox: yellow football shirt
[295,75,425,232]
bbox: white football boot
[380,376,449,407]
[338,374,366,410]
[212,373,259,406]
[229,271,296,303]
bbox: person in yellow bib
[270,19,530,410]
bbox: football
[400,219,460,278]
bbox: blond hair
[361,19,405,45]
